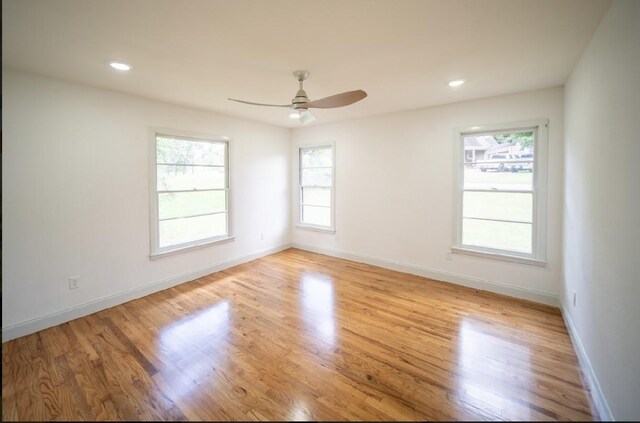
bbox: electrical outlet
[69,276,80,290]
[260,233,264,241]
[573,291,577,307]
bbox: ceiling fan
[228,70,367,124]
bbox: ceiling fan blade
[228,98,291,108]
[306,90,367,109]
[299,109,315,124]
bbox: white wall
[291,87,564,303]
[563,0,640,419]
[2,70,291,337]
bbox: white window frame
[452,119,548,266]
[296,143,336,233]
[149,128,234,259]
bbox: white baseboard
[2,243,291,342]
[561,304,614,421]
[291,242,559,306]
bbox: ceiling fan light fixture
[289,110,301,119]
[299,110,315,124]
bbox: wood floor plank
[2,248,596,421]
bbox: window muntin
[457,125,545,259]
[152,133,230,255]
[299,145,333,229]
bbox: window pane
[157,165,225,191]
[159,191,226,220]
[159,213,227,247]
[302,205,330,227]
[302,187,331,207]
[463,192,532,223]
[301,147,332,168]
[157,136,225,165]
[462,218,532,254]
[301,168,332,186]
[464,167,533,191]
[463,131,534,190]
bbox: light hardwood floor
[2,248,595,421]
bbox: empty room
[2,0,639,421]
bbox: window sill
[150,236,235,260]
[295,224,336,234]
[451,247,547,267]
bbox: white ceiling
[3,0,610,128]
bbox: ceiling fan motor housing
[293,89,309,110]
[292,70,311,110]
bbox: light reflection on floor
[289,401,311,421]
[299,272,337,347]
[157,300,231,398]
[456,318,532,420]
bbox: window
[453,120,548,264]
[298,145,334,231]
[150,131,231,257]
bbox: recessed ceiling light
[448,79,465,87]
[109,62,131,71]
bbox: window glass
[299,146,333,228]
[460,129,537,256]
[152,134,229,254]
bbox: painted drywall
[2,69,291,333]
[291,87,565,301]
[563,0,640,419]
